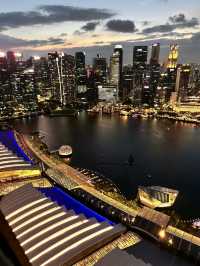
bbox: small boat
[128,154,134,166]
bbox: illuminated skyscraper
[75,52,87,95]
[10,67,38,112]
[114,45,123,99]
[175,65,191,103]
[167,44,179,69]
[188,64,200,96]
[110,51,120,100]
[150,43,160,65]
[122,65,133,99]
[133,46,148,65]
[33,56,51,100]
[133,46,148,106]
[48,52,75,105]
[93,55,107,85]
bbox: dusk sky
[1,0,200,63]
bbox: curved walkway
[23,135,139,218]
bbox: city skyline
[0,1,200,63]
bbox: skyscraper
[149,44,161,106]
[33,56,51,100]
[133,46,148,65]
[75,52,87,95]
[150,43,160,66]
[48,52,76,105]
[133,46,148,106]
[167,44,179,69]
[188,64,200,96]
[7,51,16,73]
[93,55,107,85]
[175,64,191,103]
[114,45,123,99]
[122,65,133,99]
[10,67,38,113]
[110,51,120,101]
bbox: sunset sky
[0,0,200,63]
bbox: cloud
[106,20,137,33]
[81,22,99,31]
[0,34,65,49]
[169,13,199,27]
[73,30,85,36]
[0,5,115,31]
[143,14,199,34]
[142,21,151,26]
[59,33,68,37]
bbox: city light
[168,238,173,245]
[0,52,6,57]
[14,52,22,58]
[159,229,166,239]
[33,55,40,60]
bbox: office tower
[48,52,76,105]
[148,64,161,107]
[150,43,160,66]
[133,46,148,106]
[93,55,107,85]
[160,44,179,103]
[75,52,87,95]
[0,53,11,116]
[33,56,51,100]
[159,68,177,103]
[133,46,148,65]
[110,51,120,101]
[188,64,200,96]
[122,65,133,99]
[0,52,7,81]
[10,67,38,113]
[141,66,153,106]
[175,65,191,103]
[114,45,123,99]
[7,51,16,73]
[167,44,179,69]
[48,52,60,101]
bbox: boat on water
[58,145,73,158]
[128,154,134,165]
[49,107,78,117]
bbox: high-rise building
[150,43,160,66]
[48,52,60,101]
[110,51,120,101]
[167,44,179,69]
[7,51,16,73]
[133,46,148,106]
[10,67,38,113]
[33,56,51,100]
[175,65,191,103]
[188,64,200,96]
[48,52,76,105]
[159,68,177,103]
[114,45,123,99]
[75,52,87,95]
[93,55,107,85]
[133,46,148,65]
[122,65,133,99]
[141,66,153,106]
